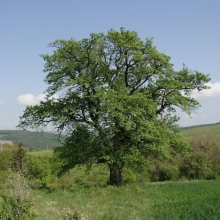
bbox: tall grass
[32,180,220,219]
[151,180,220,219]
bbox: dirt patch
[0,140,13,144]
[0,140,13,150]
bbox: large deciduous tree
[18,28,210,185]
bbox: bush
[204,167,216,180]
[122,168,137,184]
[0,144,14,172]
[97,176,108,187]
[159,164,179,181]
[0,171,38,219]
[86,172,108,187]
[26,155,52,187]
[148,159,179,182]
[0,195,38,220]
[179,152,208,180]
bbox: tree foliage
[179,152,209,180]
[18,28,210,185]
[26,155,52,187]
[0,144,15,171]
[190,131,220,163]
[11,143,27,174]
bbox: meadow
[1,123,220,219]
[31,124,220,219]
[32,180,220,220]
[181,123,220,140]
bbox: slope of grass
[181,123,220,140]
[29,149,53,156]
[32,180,220,220]
[15,121,217,159]
[0,130,64,149]
[0,122,218,149]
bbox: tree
[11,142,27,174]
[179,152,209,180]
[189,131,220,178]
[18,28,210,185]
[190,131,220,163]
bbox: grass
[29,149,53,156]
[33,184,150,220]
[2,124,220,219]
[181,123,220,140]
[150,180,220,219]
[0,130,63,149]
[31,180,220,220]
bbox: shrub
[0,171,38,219]
[122,168,137,184]
[86,171,108,187]
[26,155,52,187]
[11,142,27,174]
[0,144,15,173]
[179,152,208,180]
[158,164,179,181]
[204,167,216,180]
[97,176,108,187]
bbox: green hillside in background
[0,123,219,149]
[181,123,220,140]
[0,130,64,149]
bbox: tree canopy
[18,28,210,185]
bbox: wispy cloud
[192,82,220,99]
[178,82,220,126]
[17,93,58,106]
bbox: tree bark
[109,164,123,186]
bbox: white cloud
[192,82,220,99]
[17,93,58,106]
[177,82,220,127]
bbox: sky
[1,0,220,129]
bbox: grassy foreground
[32,180,220,220]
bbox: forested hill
[1,123,219,149]
[0,130,64,149]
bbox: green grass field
[32,180,220,220]
[181,123,220,140]
[0,130,63,149]
[29,149,53,156]
[2,124,220,219]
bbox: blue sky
[1,0,220,129]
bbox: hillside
[180,123,215,130]
[181,123,220,140]
[0,130,64,149]
[0,123,219,150]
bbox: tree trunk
[109,164,123,186]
